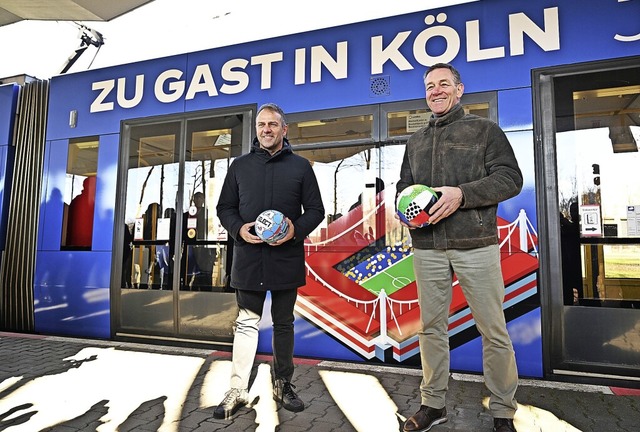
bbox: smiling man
[397,63,523,432]
[215,103,324,420]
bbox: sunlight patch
[319,370,400,431]
[0,347,204,432]
[482,397,582,432]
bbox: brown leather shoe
[403,405,447,432]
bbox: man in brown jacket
[398,63,522,432]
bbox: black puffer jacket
[216,137,324,291]
[397,104,522,250]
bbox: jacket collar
[428,103,465,127]
[251,136,293,158]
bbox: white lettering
[86,7,565,112]
[155,69,185,103]
[414,13,460,66]
[295,48,306,85]
[251,52,284,90]
[116,75,144,109]
[186,64,218,100]
[220,59,249,95]
[90,80,115,113]
[371,32,413,74]
[509,7,560,56]
[466,20,505,61]
[311,42,348,83]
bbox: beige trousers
[413,245,518,418]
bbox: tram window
[386,102,490,139]
[123,121,180,290]
[294,143,384,241]
[61,137,99,250]
[554,65,640,307]
[288,114,374,145]
[381,94,494,143]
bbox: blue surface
[38,139,68,250]
[499,88,533,132]
[34,250,112,338]
[92,134,119,251]
[451,308,544,378]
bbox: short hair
[257,103,287,126]
[423,63,462,85]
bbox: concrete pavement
[0,331,638,431]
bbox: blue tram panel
[34,250,111,339]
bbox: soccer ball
[396,184,440,227]
[255,209,289,243]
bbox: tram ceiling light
[573,85,640,100]
[296,120,326,128]
[72,140,99,149]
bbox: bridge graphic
[296,193,539,361]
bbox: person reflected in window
[143,202,161,289]
[156,207,176,290]
[65,176,96,248]
[182,192,214,290]
[192,191,207,239]
[561,201,582,305]
[122,222,134,288]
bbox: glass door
[177,115,244,339]
[114,109,250,343]
[119,120,181,335]
[534,57,640,380]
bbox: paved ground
[0,331,638,431]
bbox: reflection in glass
[61,137,99,249]
[386,102,489,138]
[555,71,640,307]
[288,115,373,145]
[123,122,180,292]
[295,143,408,254]
[297,144,380,241]
[179,116,240,293]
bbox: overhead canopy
[0,0,154,27]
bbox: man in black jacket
[398,64,522,432]
[214,103,324,420]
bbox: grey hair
[423,63,462,85]
[257,103,287,126]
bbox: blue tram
[1,0,639,386]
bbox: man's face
[256,109,288,154]
[424,68,464,116]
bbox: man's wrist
[457,187,465,206]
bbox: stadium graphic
[296,191,539,362]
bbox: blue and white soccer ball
[255,209,289,243]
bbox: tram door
[114,109,251,343]
[535,58,640,380]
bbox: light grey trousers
[229,288,297,390]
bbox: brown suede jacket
[397,104,522,250]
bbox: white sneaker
[213,388,249,419]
